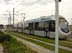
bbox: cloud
[0,0,72,25]
[0,0,12,5]
[4,0,12,4]
[19,0,52,6]
[2,0,53,6]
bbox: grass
[70,27,72,31]
[0,31,37,53]
[7,31,72,53]
[10,31,72,48]
[0,31,5,35]
[3,38,36,53]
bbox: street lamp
[12,8,20,31]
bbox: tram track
[11,31,72,48]
[9,32,72,51]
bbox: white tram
[15,15,70,39]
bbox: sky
[0,0,72,25]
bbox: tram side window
[24,26,29,30]
[24,23,29,30]
[38,22,45,31]
[35,22,39,30]
[29,23,33,30]
[49,21,55,31]
[44,21,49,29]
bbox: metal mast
[13,8,15,27]
[9,12,11,25]
[55,0,61,53]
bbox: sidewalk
[0,44,3,53]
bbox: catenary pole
[21,13,25,32]
[55,0,59,53]
[55,0,61,53]
[13,8,15,28]
[9,12,11,25]
[23,13,25,31]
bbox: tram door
[44,21,49,37]
[44,21,55,38]
[49,20,55,32]
[47,20,55,38]
[29,23,33,34]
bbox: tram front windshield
[59,19,69,33]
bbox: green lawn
[7,31,72,53]
[0,31,37,53]
[70,27,72,31]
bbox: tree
[0,24,4,29]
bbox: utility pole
[33,22,35,35]
[21,13,26,32]
[9,12,11,25]
[8,13,9,25]
[23,13,25,29]
[55,0,61,53]
[8,12,12,30]
[71,18,72,30]
[13,8,15,28]
[71,18,72,25]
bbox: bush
[0,34,12,43]
[0,31,4,35]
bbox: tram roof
[26,15,55,23]
[24,15,67,24]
